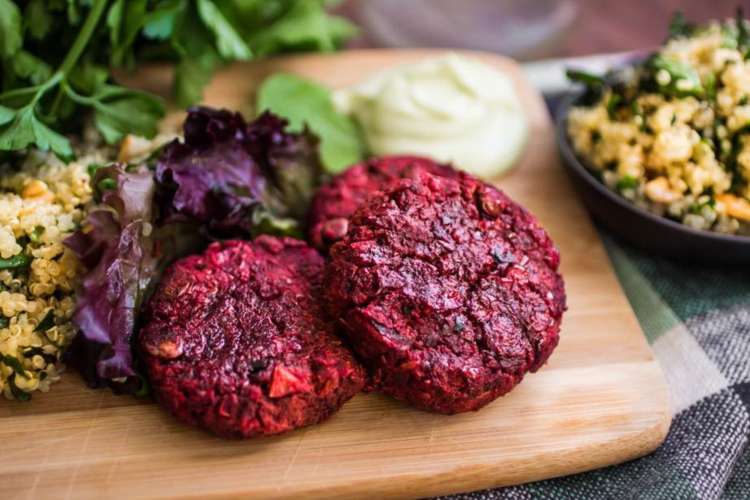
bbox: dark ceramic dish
[556,91,750,264]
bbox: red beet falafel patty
[140,236,365,438]
[308,155,458,250]
[324,172,566,414]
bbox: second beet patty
[139,236,365,438]
[307,155,458,251]
[324,171,566,414]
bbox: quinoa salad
[0,151,101,400]
[567,13,750,235]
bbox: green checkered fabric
[444,235,750,499]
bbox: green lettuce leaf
[257,73,364,172]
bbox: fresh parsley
[565,68,605,87]
[0,0,163,157]
[0,0,357,158]
[667,11,695,40]
[648,54,704,98]
[0,253,30,270]
[33,309,55,333]
[616,175,639,192]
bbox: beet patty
[140,236,365,438]
[324,172,566,414]
[308,155,457,251]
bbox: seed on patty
[145,338,183,359]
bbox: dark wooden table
[337,0,746,59]
[559,0,745,57]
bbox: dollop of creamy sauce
[334,54,528,178]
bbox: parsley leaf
[249,0,358,56]
[142,0,180,40]
[0,104,72,157]
[0,0,358,156]
[34,309,55,332]
[649,54,703,98]
[170,0,222,106]
[0,105,14,125]
[196,0,252,60]
[63,83,164,144]
[566,68,605,87]
[2,355,27,377]
[106,0,148,67]
[0,0,22,58]
[10,50,52,85]
[24,0,53,41]
[667,11,694,40]
[173,57,219,108]
[0,252,31,270]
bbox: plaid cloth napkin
[444,79,750,500]
[446,237,750,499]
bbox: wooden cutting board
[0,50,671,499]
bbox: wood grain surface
[0,50,672,500]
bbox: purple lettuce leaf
[65,165,158,387]
[155,108,267,234]
[156,107,322,236]
[246,111,322,220]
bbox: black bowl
[556,91,750,264]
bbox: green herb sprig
[0,0,163,158]
[0,0,357,158]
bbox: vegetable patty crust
[308,155,457,251]
[140,236,365,438]
[324,172,566,414]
